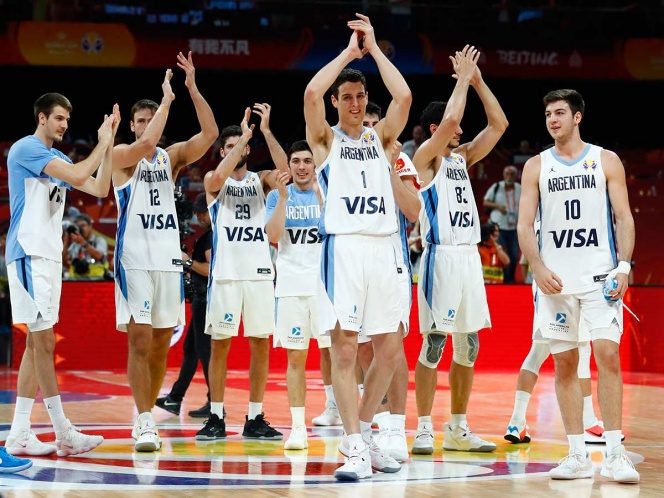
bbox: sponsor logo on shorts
[291,327,301,336]
[448,309,456,319]
[224,313,233,322]
[556,313,567,324]
[549,312,570,334]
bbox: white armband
[617,260,631,275]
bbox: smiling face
[545,99,580,143]
[332,81,367,129]
[288,150,315,190]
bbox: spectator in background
[65,214,109,279]
[512,139,537,165]
[478,222,510,284]
[483,165,521,283]
[401,124,424,160]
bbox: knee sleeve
[520,341,550,375]
[452,332,479,367]
[418,333,447,369]
[577,341,591,379]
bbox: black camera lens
[67,225,79,234]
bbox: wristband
[616,260,631,275]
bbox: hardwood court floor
[0,368,661,497]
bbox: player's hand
[253,103,273,135]
[275,170,291,197]
[533,264,563,294]
[162,68,175,103]
[450,44,479,81]
[177,51,197,91]
[389,140,403,172]
[347,13,376,54]
[240,107,255,139]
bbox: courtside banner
[16,22,136,66]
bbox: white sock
[605,430,623,454]
[417,415,432,430]
[290,406,305,427]
[44,395,68,434]
[359,420,372,444]
[324,385,336,404]
[211,402,224,418]
[450,413,467,429]
[390,413,406,433]
[582,395,597,428]
[11,396,34,434]
[248,401,263,420]
[567,434,586,455]
[510,390,531,425]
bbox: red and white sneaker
[504,423,531,444]
[584,419,625,444]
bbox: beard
[234,154,248,170]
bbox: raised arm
[167,51,219,178]
[44,111,115,187]
[113,69,175,170]
[254,103,288,174]
[456,62,509,168]
[203,108,254,199]
[603,149,635,300]
[517,155,562,294]
[78,104,121,197]
[265,171,291,244]
[303,16,364,164]
[413,45,478,184]
[351,14,411,151]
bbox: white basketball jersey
[209,171,273,281]
[316,127,397,236]
[419,152,480,246]
[114,147,182,272]
[267,185,321,297]
[539,144,616,294]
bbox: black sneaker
[242,413,283,440]
[155,394,181,416]
[195,414,226,440]
[188,402,211,418]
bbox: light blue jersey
[6,135,71,264]
[266,184,321,297]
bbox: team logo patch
[362,131,377,146]
[556,313,567,324]
[246,175,257,186]
[144,301,150,310]
[448,309,456,319]
[291,327,301,336]
[156,153,167,168]
[452,155,465,166]
[582,159,597,171]
[224,313,234,322]
[395,157,406,171]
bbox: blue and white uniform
[113,147,184,332]
[205,171,275,339]
[316,126,401,336]
[535,144,622,342]
[418,152,491,334]
[267,184,329,349]
[6,136,71,330]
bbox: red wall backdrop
[10,283,662,374]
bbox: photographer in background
[156,192,213,418]
[65,214,109,279]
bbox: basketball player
[4,92,118,460]
[518,88,639,483]
[304,13,411,480]
[112,51,218,452]
[266,140,335,450]
[195,105,288,442]
[411,45,508,455]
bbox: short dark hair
[419,101,446,138]
[34,93,72,125]
[75,213,93,225]
[130,99,159,122]
[288,140,312,161]
[219,125,242,148]
[481,222,499,242]
[329,68,367,99]
[366,101,382,119]
[543,89,585,118]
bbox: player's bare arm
[517,155,563,294]
[168,51,219,180]
[265,170,292,244]
[78,103,121,197]
[603,149,635,299]
[204,107,254,201]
